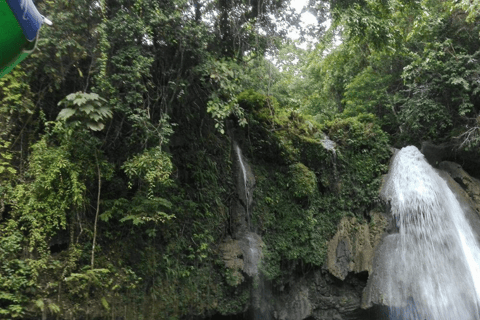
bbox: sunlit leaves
[122,147,173,193]
[455,0,480,23]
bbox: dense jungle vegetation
[1,0,480,318]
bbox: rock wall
[326,212,387,280]
[270,266,383,320]
[218,138,480,320]
[266,211,389,320]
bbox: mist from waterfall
[381,146,480,320]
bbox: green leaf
[120,215,145,225]
[57,108,76,120]
[97,106,113,118]
[48,303,60,314]
[101,297,109,310]
[66,93,77,101]
[87,121,105,131]
[79,104,95,114]
[73,96,87,106]
[90,113,103,121]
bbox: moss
[237,91,391,283]
[288,163,317,199]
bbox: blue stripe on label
[6,0,44,42]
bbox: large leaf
[97,106,113,118]
[87,121,105,131]
[57,108,76,120]
[79,103,94,114]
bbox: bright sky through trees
[288,0,319,43]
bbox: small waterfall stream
[232,142,271,320]
[381,146,480,319]
[235,143,250,227]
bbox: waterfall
[381,146,480,320]
[232,142,270,319]
[234,143,250,227]
[244,234,260,276]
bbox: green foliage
[243,91,390,281]
[304,41,369,120]
[0,110,114,317]
[57,92,112,131]
[4,0,464,317]
[64,267,111,298]
[341,1,399,52]
[0,230,32,318]
[202,58,247,133]
[456,0,480,22]
[0,69,34,116]
[302,0,480,150]
[0,140,16,178]
[12,135,87,253]
[399,41,480,143]
[123,147,173,193]
[288,163,317,199]
[343,66,394,117]
[237,89,282,127]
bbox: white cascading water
[235,144,250,223]
[244,234,260,276]
[233,143,269,319]
[382,146,480,319]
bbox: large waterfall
[380,146,480,319]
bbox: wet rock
[438,162,480,243]
[273,283,312,320]
[363,148,480,319]
[271,269,370,320]
[439,161,480,212]
[327,213,387,280]
[219,237,245,286]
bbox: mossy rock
[288,163,317,199]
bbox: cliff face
[231,148,480,320]
[214,92,393,320]
[326,212,387,281]
[259,211,389,320]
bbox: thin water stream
[235,143,250,226]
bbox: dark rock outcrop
[271,268,374,320]
[420,141,454,167]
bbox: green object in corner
[0,0,40,78]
